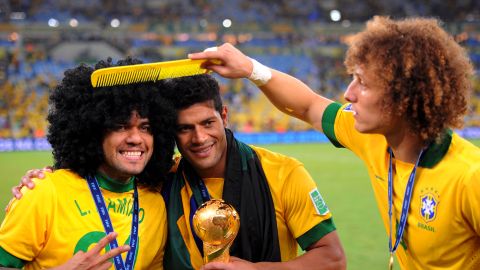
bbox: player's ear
[221,105,228,127]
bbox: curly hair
[47,57,176,190]
[345,16,474,143]
[161,74,223,113]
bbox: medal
[389,252,394,270]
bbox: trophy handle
[203,239,234,263]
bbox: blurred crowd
[3,0,479,24]
[1,0,480,138]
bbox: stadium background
[0,0,479,269]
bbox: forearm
[247,231,345,270]
[259,69,334,132]
[188,43,334,131]
[253,245,345,270]
[202,232,346,270]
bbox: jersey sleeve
[321,102,344,148]
[282,161,336,250]
[321,102,384,160]
[0,177,56,265]
[322,102,363,150]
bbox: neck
[94,171,135,192]
[385,130,425,164]
[198,157,226,179]
[96,169,133,184]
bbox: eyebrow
[177,116,216,126]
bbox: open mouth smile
[120,150,144,160]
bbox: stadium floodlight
[69,18,78,28]
[48,18,59,27]
[330,10,341,22]
[222,19,232,28]
[111,18,120,28]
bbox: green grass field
[0,140,478,269]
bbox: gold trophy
[192,199,240,264]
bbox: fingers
[23,169,46,188]
[189,43,252,79]
[12,168,48,200]
[204,46,218,52]
[188,44,225,60]
[88,245,129,270]
[87,232,118,255]
[201,262,229,270]
[189,51,220,62]
[94,244,130,266]
[86,232,130,269]
[20,167,50,190]
[12,184,23,200]
[43,165,54,172]
[55,232,128,270]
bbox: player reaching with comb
[189,16,480,269]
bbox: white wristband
[248,58,272,86]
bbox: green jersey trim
[95,172,135,192]
[419,129,452,168]
[0,246,25,268]
[297,218,336,250]
[321,102,343,148]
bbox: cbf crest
[420,192,438,223]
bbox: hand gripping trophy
[192,199,240,264]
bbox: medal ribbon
[87,175,139,270]
[387,147,424,262]
[184,170,211,255]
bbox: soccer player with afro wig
[0,57,176,269]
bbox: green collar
[419,129,452,168]
[95,172,135,192]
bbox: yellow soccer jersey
[322,102,480,270]
[174,146,335,269]
[0,169,167,270]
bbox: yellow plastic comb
[91,59,210,87]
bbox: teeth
[123,151,141,157]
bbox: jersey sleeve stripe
[321,102,343,148]
[296,218,336,250]
[0,246,25,268]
